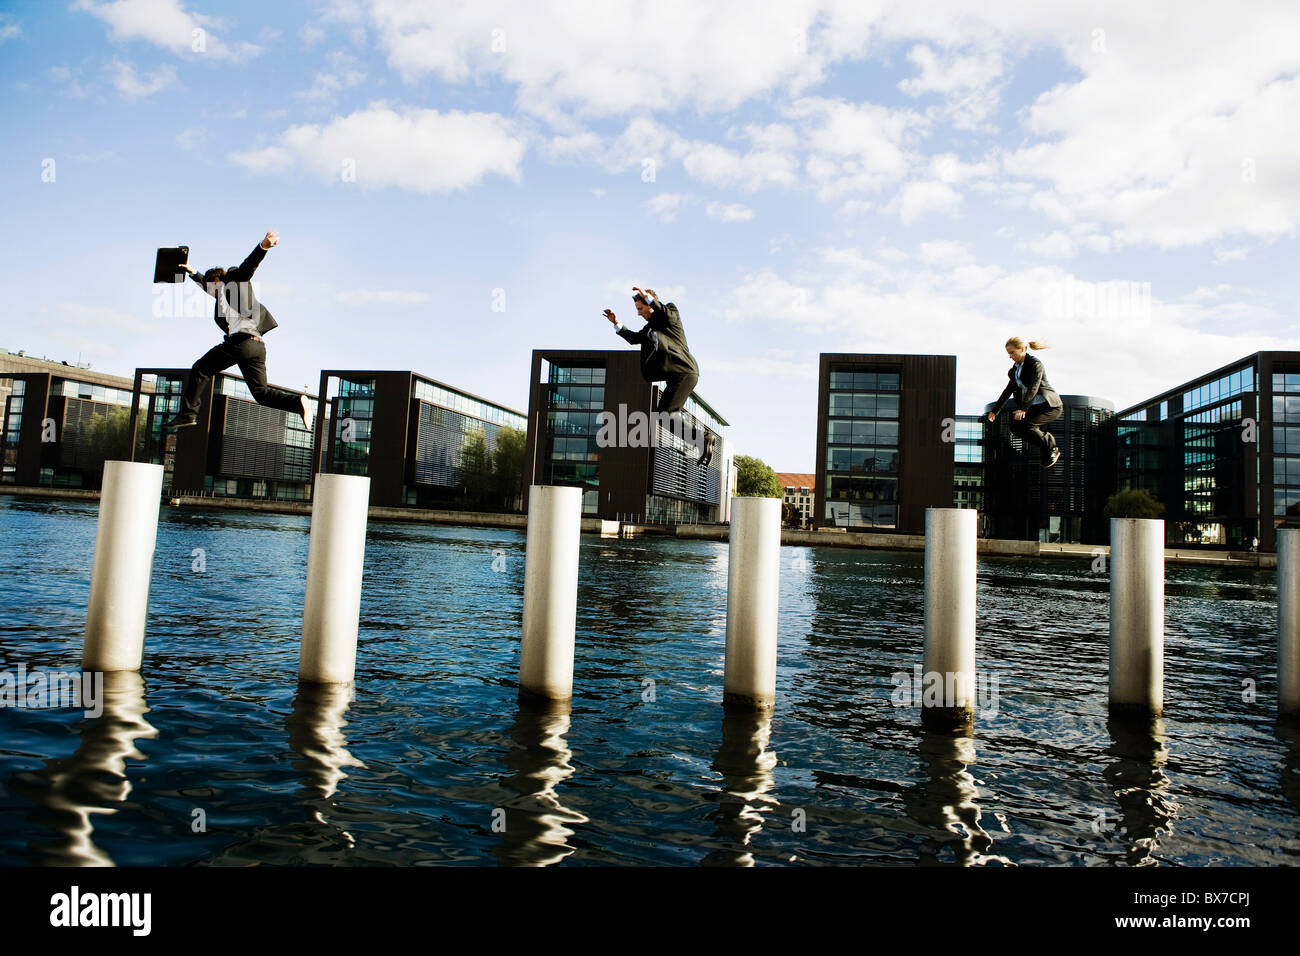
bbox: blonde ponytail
[1006,336,1050,351]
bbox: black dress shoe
[165,413,198,430]
[1046,447,1061,468]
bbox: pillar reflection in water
[1103,716,1177,866]
[492,702,587,867]
[702,712,778,867]
[286,684,366,840]
[904,729,1009,866]
[10,672,156,866]
[1277,721,1300,821]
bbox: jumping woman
[987,337,1062,468]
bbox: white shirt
[217,281,259,338]
[1014,360,1048,405]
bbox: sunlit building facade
[523,350,731,522]
[130,368,317,500]
[1115,352,1295,549]
[1,351,148,488]
[314,370,527,509]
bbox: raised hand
[260,230,279,250]
[603,309,618,324]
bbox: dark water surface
[0,496,1296,866]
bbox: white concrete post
[83,461,165,672]
[299,474,370,685]
[1278,529,1300,717]
[520,485,582,703]
[1109,517,1164,716]
[724,496,781,711]
[923,508,977,723]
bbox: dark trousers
[182,333,301,416]
[1011,404,1061,456]
[656,370,699,414]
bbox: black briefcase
[154,246,190,283]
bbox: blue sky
[2,0,1298,470]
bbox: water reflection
[702,712,779,867]
[492,703,587,867]
[286,683,366,823]
[1103,716,1177,866]
[1274,721,1300,821]
[904,729,1006,866]
[10,672,157,866]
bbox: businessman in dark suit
[603,287,715,465]
[165,230,308,430]
[987,338,1062,468]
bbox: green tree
[1104,488,1165,519]
[82,407,146,488]
[491,425,527,512]
[734,455,783,498]
[458,426,492,510]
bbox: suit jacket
[993,353,1061,416]
[616,299,698,382]
[188,243,278,336]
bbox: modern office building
[523,349,731,522]
[1,350,149,488]
[129,368,318,500]
[814,353,955,534]
[981,394,1116,544]
[952,414,985,522]
[1115,351,1300,550]
[777,472,815,528]
[313,370,528,509]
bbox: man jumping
[165,229,308,430]
[603,286,714,467]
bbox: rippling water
[0,495,1295,866]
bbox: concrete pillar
[724,496,781,711]
[923,508,977,725]
[1278,528,1300,717]
[1109,517,1164,716]
[520,485,582,704]
[299,474,370,685]
[83,461,165,672]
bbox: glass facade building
[1115,355,1279,548]
[0,362,149,488]
[315,370,527,509]
[953,414,985,519]
[525,350,730,523]
[814,354,955,534]
[131,369,317,500]
[983,395,1115,544]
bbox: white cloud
[231,105,525,193]
[294,50,365,102]
[893,180,962,224]
[0,14,21,43]
[644,192,692,223]
[74,0,261,61]
[108,59,176,99]
[174,127,207,150]
[1018,231,1077,259]
[365,0,829,117]
[705,201,754,223]
[1213,247,1249,265]
[899,43,1004,129]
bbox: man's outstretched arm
[229,230,278,281]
